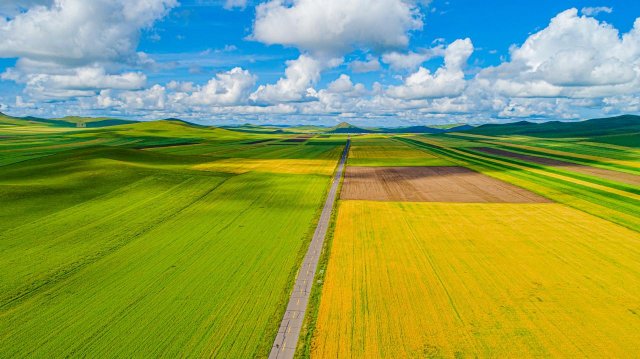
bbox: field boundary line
[268,138,350,359]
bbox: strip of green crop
[484,142,640,175]
[396,137,640,232]
[445,133,640,173]
[462,148,640,195]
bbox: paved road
[268,138,350,359]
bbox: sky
[1,0,640,126]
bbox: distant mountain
[464,115,640,137]
[326,122,377,134]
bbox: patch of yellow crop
[193,158,336,175]
[349,145,436,159]
[312,201,640,358]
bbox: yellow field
[312,201,640,358]
[193,158,336,175]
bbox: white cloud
[387,38,473,99]
[478,9,640,98]
[0,0,177,98]
[186,67,256,106]
[349,56,381,73]
[2,65,147,99]
[581,6,613,16]
[251,0,423,56]
[0,0,177,66]
[250,54,336,104]
[381,48,441,71]
[326,74,366,95]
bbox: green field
[0,119,344,357]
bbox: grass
[312,200,640,358]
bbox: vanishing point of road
[268,138,351,359]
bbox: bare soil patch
[475,147,640,186]
[341,166,551,203]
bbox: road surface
[268,138,350,359]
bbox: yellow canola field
[312,201,640,358]
[193,158,336,175]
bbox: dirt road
[268,139,350,359]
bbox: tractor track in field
[268,138,350,359]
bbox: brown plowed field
[475,147,640,186]
[341,166,551,203]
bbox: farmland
[1,114,639,358]
[307,126,640,357]
[313,201,640,357]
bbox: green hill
[326,122,377,134]
[0,113,135,128]
[466,115,640,138]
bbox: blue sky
[1,0,640,125]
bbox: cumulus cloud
[2,66,147,99]
[350,56,381,73]
[0,0,177,98]
[387,38,473,99]
[326,74,366,96]
[0,0,177,66]
[251,0,423,56]
[95,67,256,111]
[382,48,442,71]
[477,9,640,98]
[249,0,426,105]
[250,55,342,104]
[186,67,256,106]
[581,6,613,16]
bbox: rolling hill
[465,115,640,138]
[326,122,377,134]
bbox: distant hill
[326,122,377,134]
[447,124,475,132]
[383,125,445,134]
[431,123,467,129]
[50,116,136,128]
[0,113,136,128]
[465,115,640,137]
[221,123,289,134]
